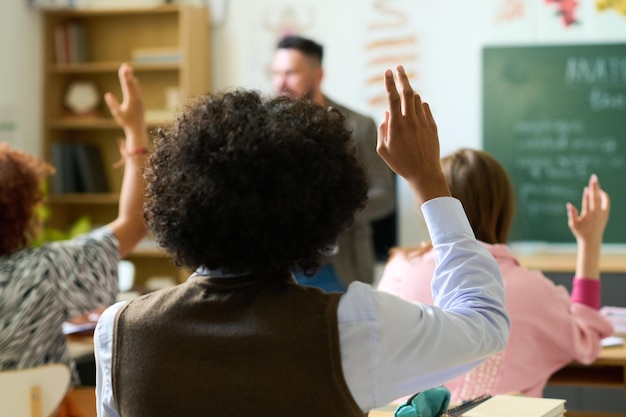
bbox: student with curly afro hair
[95,67,510,417]
[145,90,368,276]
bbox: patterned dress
[0,228,119,385]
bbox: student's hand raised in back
[567,174,610,247]
[376,65,450,203]
[567,174,610,279]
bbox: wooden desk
[67,334,94,359]
[548,345,626,417]
[372,346,626,417]
[514,252,626,273]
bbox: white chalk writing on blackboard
[513,119,625,207]
[589,87,626,111]
[516,119,584,137]
[565,56,626,84]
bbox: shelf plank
[47,112,175,129]
[49,193,119,204]
[47,117,120,129]
[43,4,181,18]
[127,247,171,258]
[47,61,180,74]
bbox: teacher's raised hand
[376,65,451,203]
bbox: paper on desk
[62,321,96,335]
[601,336,624,348]
[600,306,626,336]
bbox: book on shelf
[54,21,89,64]
[51,142,79,193]
[67,21,89,63]
[54,24,69,65]
[74,143,109,193]
[131,47,181,64]
[50,142,109,194]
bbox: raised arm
[104,63,149,258]
[376,66,450,202]
[567,174,610,309]
[337,67,509,411]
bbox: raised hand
[104,63,145,136]
[567,174,610,247]
[376,65,450,203]
[567,174,610,279]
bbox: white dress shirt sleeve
[94,301,126,417]
[338,197,510,411]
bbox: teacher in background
[378,148,613,403]
[271,35,396,291]
[0,63,148,386]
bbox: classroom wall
[209,0,626,247]
[0,1,42,157]
[3,0,626,247]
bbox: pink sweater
[377,243,613,402]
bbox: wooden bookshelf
[42,4,210,285]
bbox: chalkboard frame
[483,43,626,244]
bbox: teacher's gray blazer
[326,98,396,286]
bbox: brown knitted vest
[112,273,365,417]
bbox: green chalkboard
[483,44,626,244]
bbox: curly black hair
[145,90,368,276]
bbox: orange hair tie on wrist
[112,143,148,169]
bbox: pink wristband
[571,277,601,310]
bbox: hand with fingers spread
[567,174,611,279]
[377,66,450,203]
[104,63,146,140]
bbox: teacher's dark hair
[276,35,324,65]
[144,90,368,276]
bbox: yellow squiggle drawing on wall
[597,0,626,16]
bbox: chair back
[0,364,71,417]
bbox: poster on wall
[489,0,626,43]
[490,0,535,42]
[364,0,420,113]
[536,0,589,40]
[594,0,626,39]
